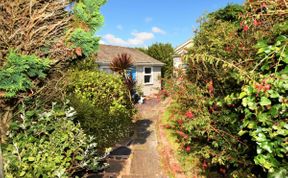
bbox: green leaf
[257,113,269,123]
[276,35,287,42]
[75,155,83,160]
[238,130,247,136]
[19,171,26,177]
[260,97,271,106]
[238,92,247,99]
[242,97,248,107]
[28,157,35,161]
[268,90,280,98]
[248,121,257,129]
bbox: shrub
[0,51,50,98]
[67,70,134,148]
[237,75,288,172]
[165,77,256,177]
[3,102,103,178]
[165,1,288,177]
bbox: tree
[145,43,175,78]
[0,0,106,176]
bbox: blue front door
[131,67,136,81]
[127,67,136,81]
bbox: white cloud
[145,17,152,23]
[102,32,154,47]
[99,39,106,44]
[116,25,123,30]
[152,27,166,35]
[102,34,127,46]
[127,32,154,45]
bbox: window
[143,67,153,84]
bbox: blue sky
[98,0,244,48]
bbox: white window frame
[143,66,153,85]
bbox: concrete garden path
[119,98,167,178]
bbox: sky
[98,0,245,48]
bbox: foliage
[67,0,106,57]
[110,53,136,97]
[0,0,72,61]
[3,102,104,178]
[235,75,288,172]
[0,51,50,98]
[144,43,175,78]
[67,70,134,148]
[110,53,133,76]
[165,0,288,177]
[69,28,100,56]
[209,4,244,22]
[225,35,288,173]
[74,0,106,32]
[0,0,106,175]
[165,77,257,177]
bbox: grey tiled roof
[96,45,165,66]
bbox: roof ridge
[99,44,141,50]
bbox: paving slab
[119,98,167,178]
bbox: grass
[160,108,203,177]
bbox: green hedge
[67,70,134,148]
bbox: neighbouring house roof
[96,45,165,66]
[174,39,193,56]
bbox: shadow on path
[132,119,152,145]
[89,98,164,178]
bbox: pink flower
[185,146,191,152]
[243,25,249,32]
[202,160,208,169]
[176,131,188,139]
[185,111,194,119]
[177,119,184,125]
[264,84,271,91]
[253,19,260,26]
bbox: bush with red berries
[164,0,288,177]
